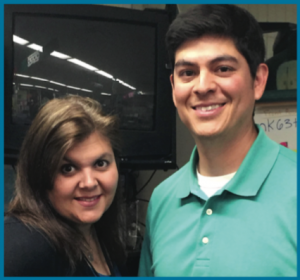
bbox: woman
[5,95,126,276]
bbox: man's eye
[218,66,232,73]
[181,70,194,76]
[95,160,109,168]
[61,164,75,174]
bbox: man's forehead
[177,34,236,49]
[174,36,241,64]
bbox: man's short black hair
[165,4,265,79]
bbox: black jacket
[4,216,116,276]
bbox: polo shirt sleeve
[138,202,154,276]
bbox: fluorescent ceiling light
[48,88,54,90]
[13,35,29,45]
[35,86,46,89]
[124,84,136,90]
[95,70,114,79]
[117,79,136,90]
[50,51,71,59]
[67,85,80,90]
[15,74,30,78]
[101,92,111,96]
[27,44,43,52]
[50,81,66,86]
[68,58,98,71]
[81,88,92,92]
[20,83,33,87]
[31,76,48,81]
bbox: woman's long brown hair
[6,95,126,273]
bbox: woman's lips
[74,195,101,207]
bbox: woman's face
[48,132,118,227]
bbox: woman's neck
[77,223,111,275]
[77,223,93,241]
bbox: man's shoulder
[153,162,191,196]
[145,162,193,232]
[260,143,297,195]
[258,127,296,168]
[277,145,297,165]
[272,145,297,178]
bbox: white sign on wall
[254,103,297,152]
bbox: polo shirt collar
[176,146,199,198]
[225,125,279,196]
[176,125,279,198]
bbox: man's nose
[193,70,217,95]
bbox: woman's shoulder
[5,215,69,276]
[5,215,40,233]
[5,215,54,252]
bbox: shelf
[259,22,296,33]
[258,89,297,103]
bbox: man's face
[171,35,266,140]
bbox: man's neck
[194,124,258,176]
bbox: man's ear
[170,74,177,107]
[254,63,269,101]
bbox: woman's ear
[254,63,269,101]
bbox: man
[138,4,296,277]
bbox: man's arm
[138,202,154,276]
[138,226,154,276]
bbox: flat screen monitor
[5,4,177,170]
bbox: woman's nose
[79,169,97,189]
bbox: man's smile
[192,103,225,112]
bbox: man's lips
[192,103,225,112]
[74,195,101,202]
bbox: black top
[4,216,117,276]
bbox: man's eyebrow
[210,55,238,64]
[174,60,196,68]
[174,55,238,68]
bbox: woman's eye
[61,164,75,174]
[95,160,108,168]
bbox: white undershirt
[197,170,236,198]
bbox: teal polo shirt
[138,126,297,276]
